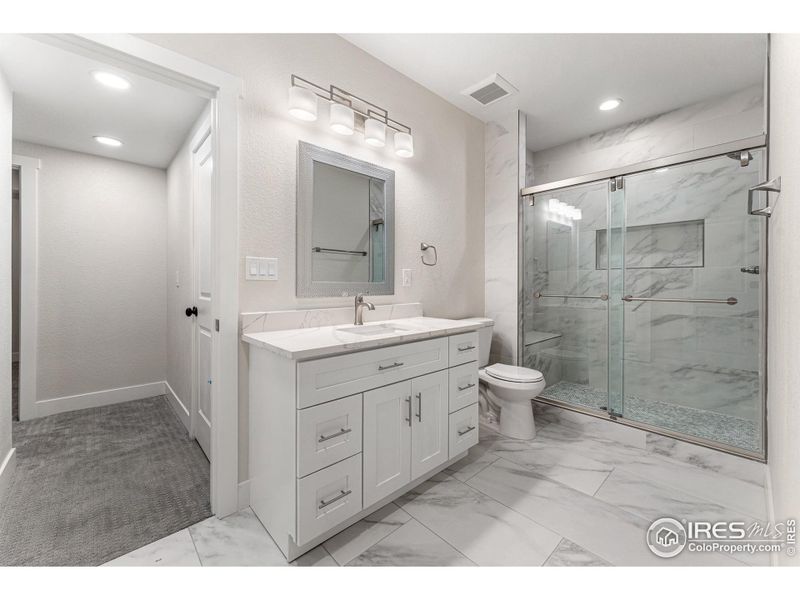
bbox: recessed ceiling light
[655,167,669,173]
[92,71,131,90]
[598,98,623,111]
[94,136,123,147]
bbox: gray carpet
[0,396,211,566]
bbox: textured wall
[138,33,485,482]
[12,141,167,403]
[529,85,765,186]
[766,34,800,565]
[0,69,12,474]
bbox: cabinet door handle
[318,489,352,509]
[378,361,404,371]
[405,395,412,425]
[458,344,476,352]
[318,427,352,443]
[457,425,476,437]
[458,382,476,392]
[415,392,422,422]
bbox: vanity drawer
[449,403,479,458]
[296,453,363,547]
[448,362,479,413]
[297,337,448,408]
[297,394,363,478]
[449,332,479,367]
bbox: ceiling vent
[461,74,518,107]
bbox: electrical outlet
[402,269,413,287]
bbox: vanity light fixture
[288,85,318,121]
[364,118,386,147]
[92,71,131,90]
[330,103,355,135]
[598,97,623,111]
[93,135,123,147]
[288,74,414,157]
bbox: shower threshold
[538,381,763,459]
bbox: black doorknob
[185,306,198,317]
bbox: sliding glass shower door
[523,149,766,457]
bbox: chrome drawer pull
[458,344,476,352]
[457,382,476,392]
[457,425,476,437]
[318,489,351,509]
[378,361,404,371]
[318,427,352,443]
[405,395,412,425]
[415,392,422,422]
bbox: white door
[191,131,213,459]
[363,380,412,508]
[411,370,449,479]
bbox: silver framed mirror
[297,141,395,297]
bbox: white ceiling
[343,34,767,151]
[0,35,208,168]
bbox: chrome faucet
[354,293,375,325]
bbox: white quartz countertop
[242,316,482,360]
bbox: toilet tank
[459,318,494,368]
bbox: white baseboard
[164,380,191,433]
[238,479,250,511]
[0,448,17,507]
[33,381,167,418]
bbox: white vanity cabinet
[247,325,480,561]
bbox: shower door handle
[748,177,781,217]
[622,295,738,305]
[534,292,608,301]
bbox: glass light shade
[394,131,414,158]
[364,118,386,147]
[288,85,318,121]
[598,98,622,111]
[330,103,355,135]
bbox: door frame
[26,33,243,516]
[11,154,39,423]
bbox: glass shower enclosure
[522,149,766,458]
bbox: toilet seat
[484,363,543,384]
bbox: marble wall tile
[240,302,423,334]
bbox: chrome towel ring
[420,242,438,266]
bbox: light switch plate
[246,257,278,281]
[402,269,413,287]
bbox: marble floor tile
[544,538,610,567]
[291,545,337,566]
[489,436,613,495]
[188,508,288,566]
[594,469,768,566]
[398,476,562,566]
[536,423,767,519]
[323,502,412,566]
[346,519,474,566]
[103,529,200,567]
[645,433,766,487]
[444,442,500,482]
[467,459,738,566]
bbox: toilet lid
[485,363,544,384]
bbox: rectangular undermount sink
[337,323,412,336]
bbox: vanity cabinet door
[363,380,412,508]
[410,370,449,480]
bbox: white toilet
[463,318,545,440]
